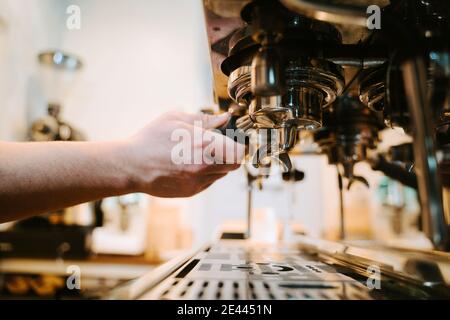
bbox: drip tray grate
[140,243,373,300]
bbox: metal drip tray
[138,242,374,300]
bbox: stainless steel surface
[337,170,345,240]
[125,237,450,300]
[278,126,297,151]
[297,236,450,288]
[137,241,374,300]
[248,126,294,173]
[228,66,252,107]
[284,59,345,128]
[329,57,387,68]
[229,58,344,169]
[279,0,386,27]
[246,177,253,239]
[359,66,386,112]
[276,152,293,172]
[249,95,287,129]
[314,96,382,189]
[402,59,448,250]
[251,46,285,97]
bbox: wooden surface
[0,254,160,280]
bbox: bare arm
[0,140,134,221]
[0,111,244,222]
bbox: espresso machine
[108,0,450,300]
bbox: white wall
[0,0,64,141]
[59,0,214,140]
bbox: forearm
[0,111,243,222]
[0,141,137,222]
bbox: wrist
[108,139,143,194]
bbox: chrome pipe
[402,58,448,250]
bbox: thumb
[195,112,230,129]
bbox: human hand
[124,111,245,197]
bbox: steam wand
[337,168,345,240]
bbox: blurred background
[0,0,420,299]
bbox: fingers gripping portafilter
[222,0,344,171]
